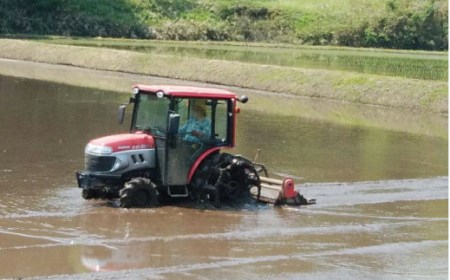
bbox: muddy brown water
[0,74,447,279]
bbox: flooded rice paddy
[0,70,447,279]
[45,39,448,81]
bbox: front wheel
[119,178,159,208]
[82,188,119,200]
[82,189,102,200]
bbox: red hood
[89,133,155,153]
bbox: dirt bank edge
[0,39,447,114]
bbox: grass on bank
[32,36,448,81]
[0,39,446,114]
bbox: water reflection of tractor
[76,85,314,208]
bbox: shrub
[0,0,447,50]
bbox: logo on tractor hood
[88,133,155,154]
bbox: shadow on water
[0,74,447,279]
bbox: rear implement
[251,160,315,206]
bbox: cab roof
[134,85,237,99]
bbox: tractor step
[167,185,189,198]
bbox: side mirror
[117,104,126,124]
[168,113,180,135]
[238,95,249,103]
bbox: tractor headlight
[85,143,113,155]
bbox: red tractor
[76,85,312,208]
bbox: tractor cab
[121,85,245,191]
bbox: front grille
[85,154,116,172]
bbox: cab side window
[173,97,231,146]
[214,100,229,145]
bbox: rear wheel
[191,153,259,207]
[119,178,159,208]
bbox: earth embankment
[0,39,447,114]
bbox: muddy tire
[82,188,119,200]
[82,189,102,200]
[191,153,259,206]
[119,178,159,208]
[223,180,241,199]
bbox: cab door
[164,97,232,187]
[164,97,211,187]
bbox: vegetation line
[0,0,447,51]
[34,36,448,81]
[0,39,447,114]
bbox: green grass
[34,36,448,81]
[1,0,447,50]
[205,0,448,50]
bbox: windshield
[133,94,169,137]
